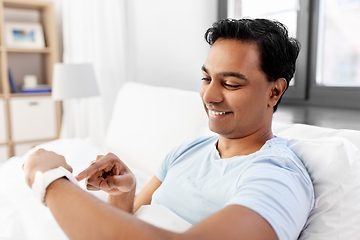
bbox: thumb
[105,174,135,192]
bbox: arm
[46,178,277,240]
[133,176,162,213]
[45,178,174,240]
[24,149,278,240]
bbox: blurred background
[1,0,360,160]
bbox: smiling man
[200,39,277,157]
[23,18,314,240]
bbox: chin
[209,126,232,137]
[209,126,249,139]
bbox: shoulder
[228,137,315,240]
[250,137,304,170]
[243,137,313,194]
[238,136,315,208]
[240,136,315,211]
[256,136,313,184]
[165,135,218,162]
[155,135,218,181]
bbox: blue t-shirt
[151,136,314,240]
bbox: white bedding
[1,82,360,240]
[0,138,152,240]
[0,156,67,240]
[134,205,192,233]
[2,125,360,240]
[0,82,208,240]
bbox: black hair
[204,18,300,112]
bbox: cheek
[199,85,206,100]
[199,87,208,111]
[199,88,204,98]
[232,90,266,113]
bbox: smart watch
[31,166,79,206]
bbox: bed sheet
[0,138,152,240]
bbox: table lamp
[52,63,100,138]
[52,63,99,100]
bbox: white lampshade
[52,63,100,100]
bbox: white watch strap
[32,166,79,205]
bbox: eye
[201,77,211,83]
[223,83,242,89]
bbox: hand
[76,153,136,196]
[23,148,73,188]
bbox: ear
[268,78,287,108]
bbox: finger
[76,161,107,181]
[34,148,45,154]
[105,173,135,192]
[100,179,110,190]
[86,180,101,189]
[85,170,104,188]
[32,148,46,157]
[76,153,119,181]
[86,183,101,191]
[90,154,103,165]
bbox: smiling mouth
[208,110,229,116]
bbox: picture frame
[5,22,45,49]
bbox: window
[228,0,298,37]
[316,0,360,87]
[221,0,360,109]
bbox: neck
[217,128,274,159]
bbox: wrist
[108,187,136,213]
[44,177,69,204]
[32,166,79,206]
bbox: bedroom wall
[47,0,217,92]
[129,0,218,91]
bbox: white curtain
[60,0,130,146]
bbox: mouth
[207,109,231,117]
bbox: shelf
[2,0,52,9]
[11,137,56,145]
[0,0,60,159]
[10,92,51,98]
[4,47,52,53]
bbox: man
[23,18,314,240]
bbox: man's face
[200,39,274,139]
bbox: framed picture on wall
[5,22,45,49]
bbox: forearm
[45,178,179,240]
[107,188,135,213]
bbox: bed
[0,82,359,240]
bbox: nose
[200,80,223,104]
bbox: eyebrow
[201,65,248,81]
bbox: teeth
[209,110,226,116]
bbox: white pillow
[273,122,360,150]
[104,82,208,176]
[288,137,360,240]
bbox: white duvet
[2,122,360,240]
[0,138,161,240]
